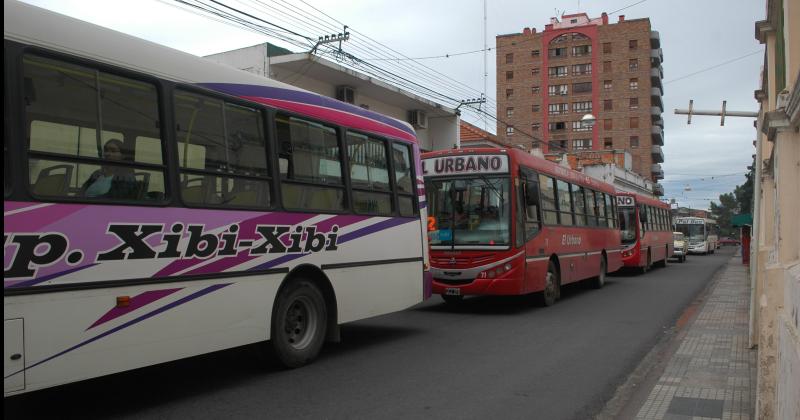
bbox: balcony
[651,126,664,146]
[651,145,664,163]
[652,183,664,197]
[651,163,664,179]
[650,30,660,49]
[650,47,663,66]
[651,106,663,118]
[652,117,664,128]
[650,67,663,89]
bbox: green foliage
[711,156,754,237]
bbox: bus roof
[616,191,670,209]
[421,147,617,194]
[4,0,416,143]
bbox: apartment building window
[548,122,567,132]
[629,39,638,50]
[532,67,540,75]
[629,78,639,90]
[573,101,592,113]
[506,126,515,136]
[603,119,613,130]
[548,84,568,96]
[629,97,639,109]
[572,63,592,75]
[549,140,567,151]
[604,137,613,149]
[603,61,612,73]
[572,121,591,132]
[603,42,612,53]
[532,86,540,94]
[506,107,515,118]
[630,136,639,148]
[548,103,569,115]
[571,45,591,56]
[532,123,540,131]
[506,70,514,80]
[629,59,639,71]
[604,80,613,90]
[506,53,514,64]
[548,47,567,58]
[506,89,514,99]
[548,66,568,77]
[572,139,592,150]
[630,117,639,128]
[604,99,613,111]
[573,82,592,94]
[532,104,540,112]
[532,49,540,57]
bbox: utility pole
[674,100,758,126]
[483,0,488,131]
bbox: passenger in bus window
[82,139,139,199]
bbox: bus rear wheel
[589,256,607,289]
[271,279,327,368]
[538,261,560,306]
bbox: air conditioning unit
[336,86,355,104]
[408,109,428,129]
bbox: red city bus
[422,148,623,306]
[616,192,673,273]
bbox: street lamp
[581,113,596,128]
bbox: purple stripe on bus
[4,283,232,380]
[5,203,87,232]
[199,83,414,137]
[5,264,98,289]
[338,217,416,244]
[87,288,183,330]
[153,212,317,278]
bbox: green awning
[732,213,753,227]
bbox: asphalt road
[5,248,735,420]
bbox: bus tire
[589,255,607,289]
[441,294,464,305]
[538,261,560,306]
[271,278,328,368]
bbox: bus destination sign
[616,196,635,207]
[422,154,508,176]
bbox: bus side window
[538,174,558,225]
[522,170,540,239]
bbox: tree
[711,155,755,238]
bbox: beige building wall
[752,0,800,418]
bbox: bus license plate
[445,288,461,296]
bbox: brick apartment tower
[496,12,665,182]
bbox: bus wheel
[271,279,327,368]
[590,256,607,289]
[441,294,464,305]
[539,261,560,306]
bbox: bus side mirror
[525,182,540,206]
[453,180,468,192]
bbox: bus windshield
[676,224,705,241]
[618,207,638,244]
[426,177,510,247]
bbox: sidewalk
[632,256,757,420]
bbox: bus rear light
[116,296,130,308]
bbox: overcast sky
[18,0,765,211]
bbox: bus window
[522,171,541,239]
[174,91,270,208]
[586,190,598,227]
[347,132,392,215]
[571,185,587,226]
[24,54,165,202]
[604,193,615,228]
[555,179,573,226]
[392,142,416,216]
[276,115,344,212]
[539,174,558,225]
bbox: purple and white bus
[3,0,430,396]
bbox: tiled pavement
[633,258,757,420]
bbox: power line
[608,0,648,15]
[360,47,494,61]
[663,50,762,85]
